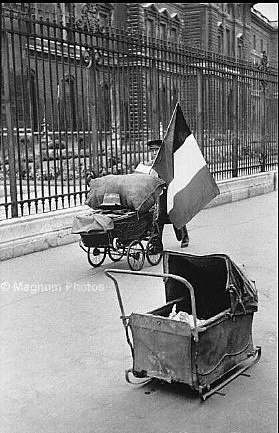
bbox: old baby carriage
[105,250,261,400]
[72,173,165,271]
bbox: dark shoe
[181,238,189,248]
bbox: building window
[237,4,241,19]
[64,3,75,41]
[238,43,243,60]
[160,84,168,128]
[217,22,224,54]
[267,43,269,55]
[227,3,234,16]
[103,83,111,130]
[147,18,155,39]
[159,23,167,41]
[253,35,256,50]
[218,32,224,54]
[26,5,36,34]
[226,29,231,56]
[260,39,263,53]
[62,75,77,131]
[29,70,39,131]
[237,34,244,60]
[170,27,177,43]
[99,12,109,31]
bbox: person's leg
[173,225,189,247]
[157,220,164,240]
[180,225,189,247]
[173,225,182,241]
[157,187,170,240]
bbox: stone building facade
[94,2,278,67]
[1,2,278,192]
[4,3,277,66]
[77,3,277,67]
[1,3,277,139]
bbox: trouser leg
[173,225,189,247]
[173,225,182,241]
[157,221,164,239]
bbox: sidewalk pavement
[0,191,277,433]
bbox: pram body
[79,208,163,271]
[105,251,261,399]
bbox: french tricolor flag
[152,102,220,229]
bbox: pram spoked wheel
[108,238,125,262]
[87,247,107,267]
[146,234,163,266]
[127,240,145,271]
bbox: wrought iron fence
[1,5,278,219]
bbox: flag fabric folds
[152,102,220,229]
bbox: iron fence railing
[1,6,278,219]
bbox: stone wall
[0,171,277,261]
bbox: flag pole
[151,102,180,170]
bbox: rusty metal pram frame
[79,208,163,271]
[105,252,261,400]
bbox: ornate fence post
[1,30,18,217]
[87,53,99,175]
[151,59,160,139]
[76,4,103,176]
[197,68,204,154]
[258,51,268,172]
[231,72,239,177]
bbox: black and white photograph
[0,2,277,432]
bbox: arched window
[226,28,231,56]
[237,4,242,19]
[103,82,111,130]
[217,22,224,54]
[64,75,77,131]
[159,22,167,41]
[160,84,168,129]
[237,34,244,60]
[65,3,75,42]
[147,18,155,40]
[170,27,177,43]
[227,3,234,16]
[98,81,111,131]
[29,70,39,131]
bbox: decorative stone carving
[76,3,103,33]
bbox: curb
[0,171,277,261]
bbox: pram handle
[105,268,199,342]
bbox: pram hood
[163,251,258,318]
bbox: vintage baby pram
[73,173,165,271]
[105,250,261,400]
[77,207,163,271]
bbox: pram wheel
[108,238,125,262]
[146,235,163,266]
[87,247,107,267]
[127,240,145,271]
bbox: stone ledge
[206,171,276,208]
[0,230,80,262]
[0,171,277,261]
[0,205,87,244]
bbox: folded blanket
[71,211,114,234]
